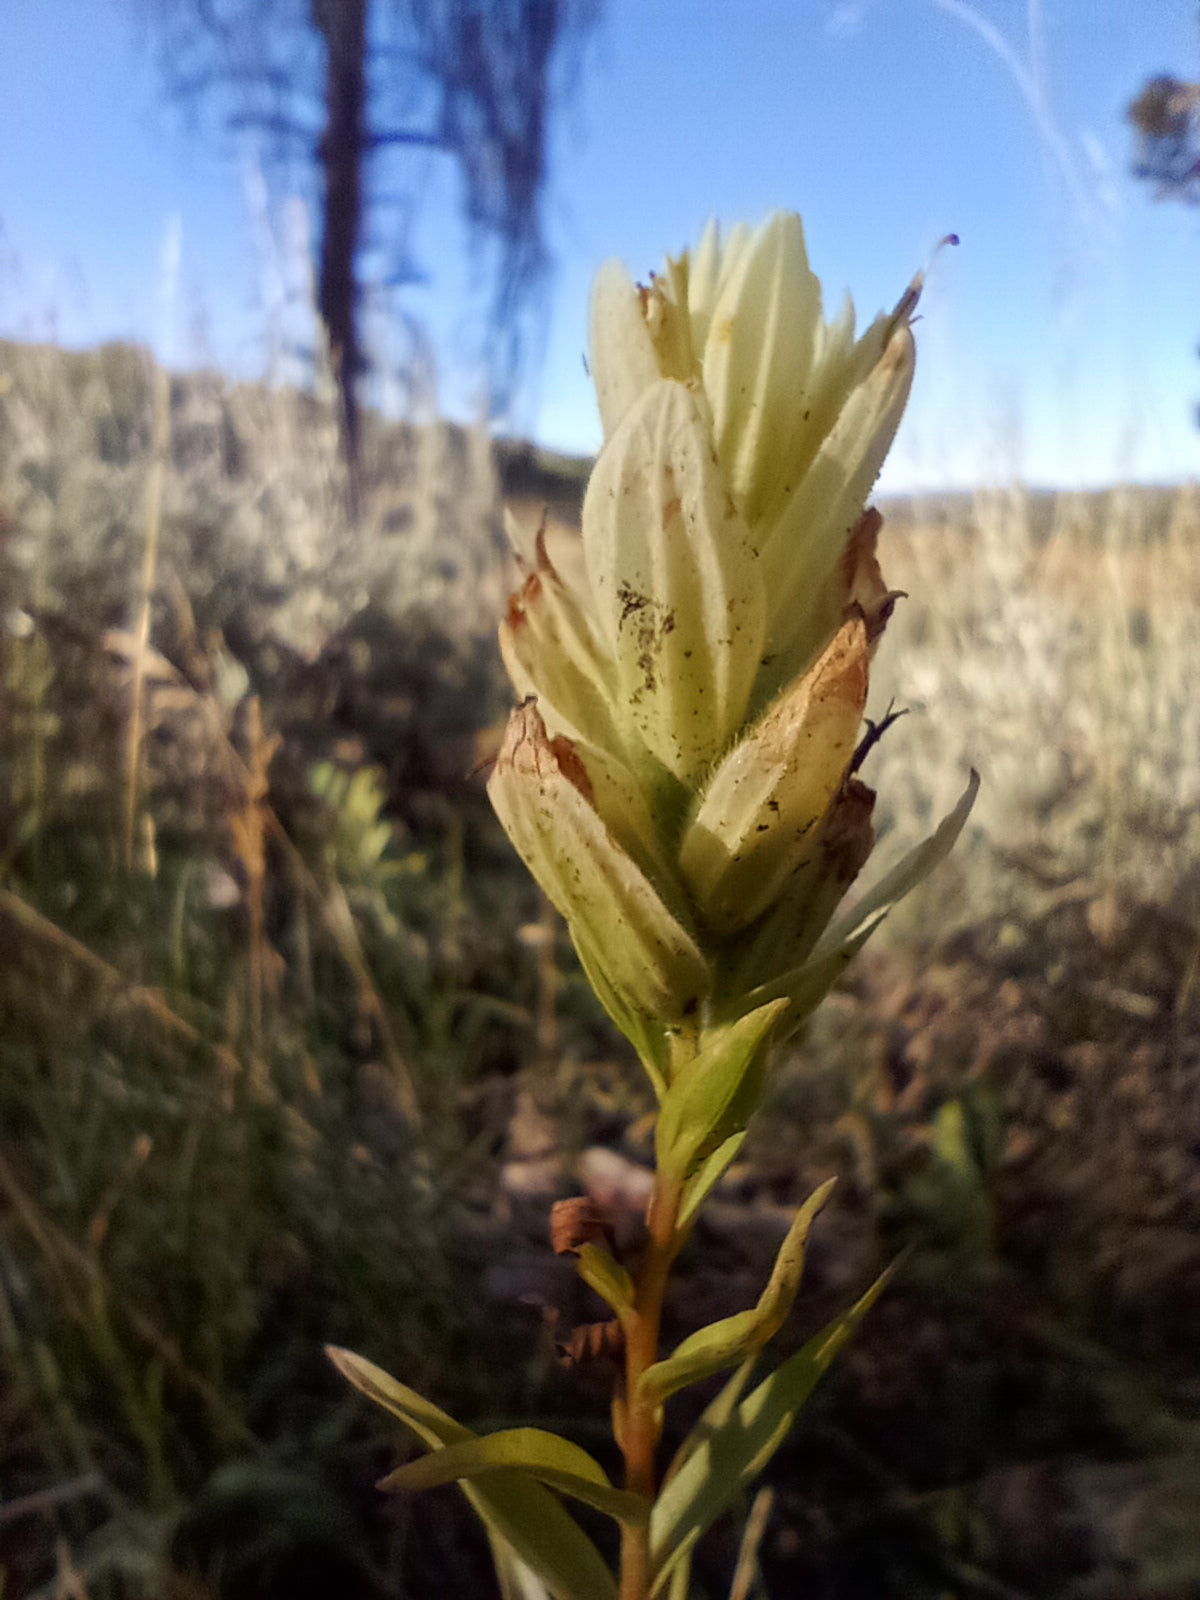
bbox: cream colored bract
[491,209,962,1045]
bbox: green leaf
[662,1356,758,1489]
[572,935,672,1098]
[376,1427,649,1527]
[655,1000,789,1183]
[677,1131,746,1231]
[637,1180,835,1410]
[640,1308,759,1414]
[648,1265,896,1592]
[812,769,979,958]
[328,1345,473,1450]
[665,1551,693,1600]
[736,772,978,1033]
[740,917,882,1023]
[328,1348,617,1600]
[576,1243,636,1326]
[750,1177,837,1333]
[488,1533,555,1600]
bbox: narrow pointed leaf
[377,1427,649,1527]
[655,1000,789,1183]
[328,1348,617,1600]
[328,1344,474,1450]
[576,1242,636,1325]
[665,1553,692,1600]
[676,1130,746,1231]
[649,1266,896,1587]
[750,1178,837,1327]
[661,1355,758,1492]
[488,1532,555,1600]
[640,1308,759,1415]
[652,1529,702,1600]
[637,1180,835,1410]
[739,916,884,1031]
[812,769,979,958]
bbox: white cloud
[826,1,869,40]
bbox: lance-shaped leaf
[810,769,980,959]
[488,701,710,1027]
[738,914,884,1034]
[637,1179,836,1410]
[328,1347,617,1600]
[576,1242,636,1328]
[488,1534,555,1600]
[731,772,978,1033]
[758,319,916,688]
[676,1130,746,1231]
[648,1265,897,1593]
[679,619,870,933]
[665,1553,694,1600]
[581,379,766,785]
[654,999,789,1184]
[661,1354,758,1491]
[376,1427,649,1528]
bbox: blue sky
[2,0,1198,490]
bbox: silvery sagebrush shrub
[331,209,977,1600]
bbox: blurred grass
[1,337,1199,1599]
[867,479,1200,922]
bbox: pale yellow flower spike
[492,208,972,1064]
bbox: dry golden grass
[2,335,1199,1599]
[862,481,1200,934]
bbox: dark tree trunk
[312,0,367,506]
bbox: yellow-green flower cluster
[489,211,972,1076]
